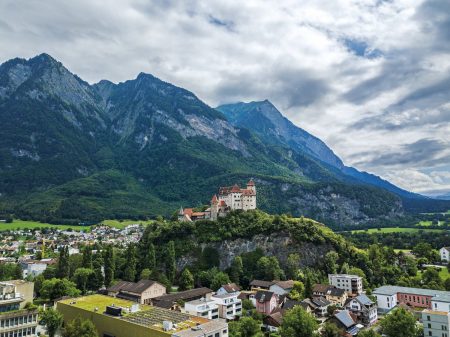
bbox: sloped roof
[255,290,275,303]
[335,310,356,328]
[273,280,295,290]
[221,283,241,293]
[355,294,373,306]
[250,280,275,288]
[152,287,213,304]
[107,279,161,295]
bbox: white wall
[432,300,450,312]
[374,293,397,311]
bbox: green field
[0,220,91,231]
[350,227,446,234]
[100,219,154,229]
[418,267,449,281]
[0,219,154,232]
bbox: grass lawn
[100,219,154,229]
[350,227,446,234]
[0,220,91,232]
[394,249,412,253]
[418,267,449,281]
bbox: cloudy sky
[1,0,449,195]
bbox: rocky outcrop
[176,231,333,271]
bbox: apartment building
[328,274,363,295]
[422,310,450,337]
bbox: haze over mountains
[0,54,448,225]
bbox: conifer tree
[166,241,176,283]
[104,245,115,287]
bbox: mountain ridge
[217,100,425,200]
[0,54,444,225]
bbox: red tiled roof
[219,200,227,206]
[247,179,255,186]
[241,189,255,196]
[211,194,218,203]
[231,184,241,193]
[183,208,193,216]
[191,212,205,217]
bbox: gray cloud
[355,139,450,167]
[0,0,449,194]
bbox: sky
[0,0,449,195]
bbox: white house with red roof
[178,180,257,222]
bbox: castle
[178,179,257,222]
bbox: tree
[90,255,104,290]
[56,247,69,278]
[279,306,318,337]
[140,268,151,280]
[321,322,341,337]
[63,316,98,337]
[303,272,313,298]
[357,330,381,337]
[234,317,261,337]
[73,268,94,294]
[123,244,137,282]
[288,281,305,301]
[147,243,156,270]
[165,241,176,283]
[82,246,93,269]
[230,256,244,284]
[324,252,339,275]
[40,308,63,337]
[256,256,284,281]
[104,245,115,287]
[380,307,419,337]
[444,277,450,291]
[178,268,194,291]
[14,264,23,279]
[286,253,301,280]
[40,278,80,301]
[211,271,231,291]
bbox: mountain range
[0,54,447,226]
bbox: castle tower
[210,194,219,220]
[247,179,256,193]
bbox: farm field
[0,220,91,231]
[100,219,154,229]
[350,227,446,234]
[0,219,154,232]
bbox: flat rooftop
[58,295,208,333]
[373,286,450,302]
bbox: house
[263,311,283,332]
[152,287,214,310]
[422,309,450,337]
[211,292,242,320]
[216,283,241,295]
[107,279,166,304]
[373,285,450,313]
[184,297,219,320]
[250,280,274,291]
[269,280,295,295]
[255,291,279,315]
[345,294,378,326]
[301,297,331,317]
[328,274,363,296]
[313,284,348,307]
[179,180,257,222]
[20,260,47,278]
[329,310,360,336]
[440,247,450,262]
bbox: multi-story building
[211,292,242,320]
[0,281,38,337]
[422,310,450,337]
[313,284,348,307]
[345,294,378,326]
[178,180,256,222]
[441,247,450,262]
[57,294,228,337]
[328,274,363,296]
[373,286,450,313]
[184,298,219,320]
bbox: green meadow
[350,227,446,234]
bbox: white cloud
[0,0,449,194]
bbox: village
[0,181,448,337]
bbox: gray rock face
[176,231,333,271]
